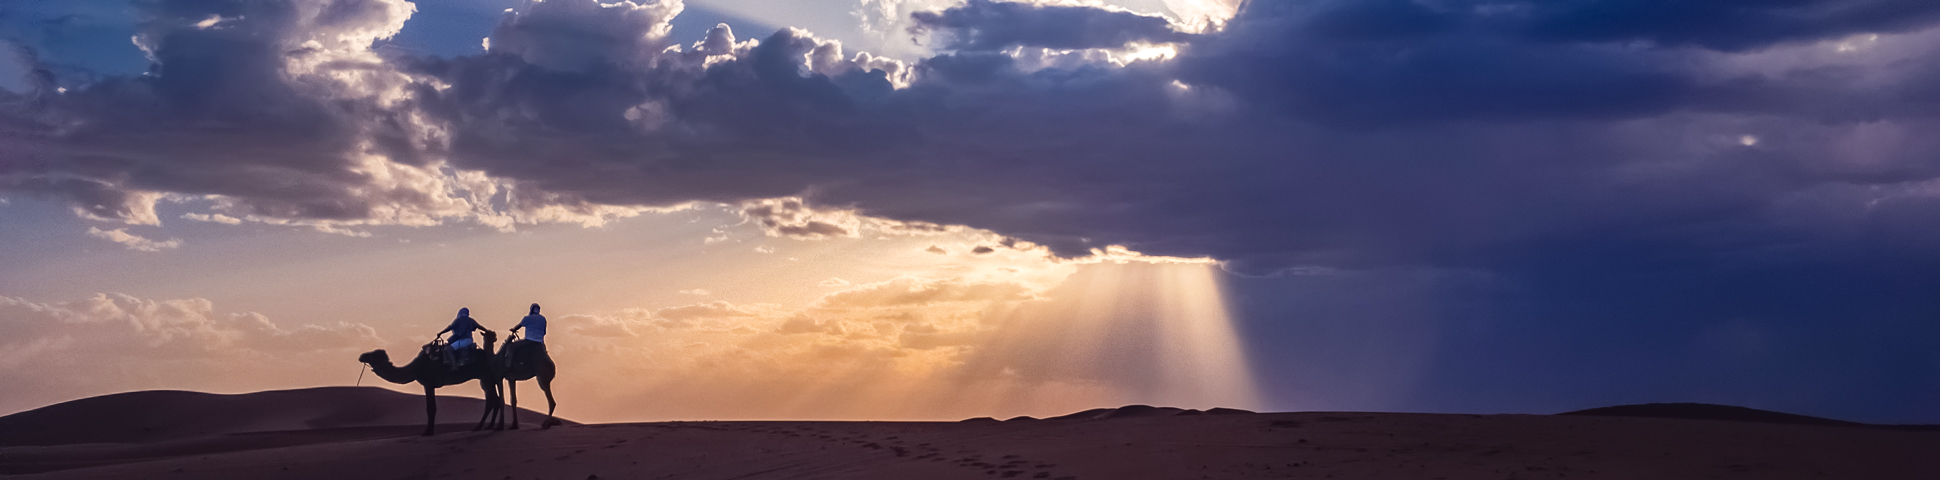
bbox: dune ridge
[1558,402,1940,431]
[0,387,572,447]
[1,389,1933,479]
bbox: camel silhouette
[473,329,507,431]
[357,330,505,436]
[496,332,560,429]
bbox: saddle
[500,337,537,371]
[421,339,478,372]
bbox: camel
[473,330,507,431]
[496,332,560,429]
[356,330,505,436]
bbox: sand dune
[0,387,570,473]
[2,391,1933,479]
[1559,402,1940,431]
[0,387,572,447]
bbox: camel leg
[422,385,437,436]
[539,372,559,429]
[490,380,505,430]
[494,378,507,430]
[474,379,495,431]
[491,378,506,430]
[508,379,521,430]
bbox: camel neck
[368,357,419,384]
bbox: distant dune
[0,387,571,446]
[1043,405,1257,420]
[1558,402,1940,431]
[1,392,1933,479]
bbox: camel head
[358,349,391,366]
[481,329,497,347]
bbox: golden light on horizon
[989,261,1258,411]
[529,257,1260,422]
[1155,263,1260,408]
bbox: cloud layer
[0,293,384,413]
[6,0,1940,277]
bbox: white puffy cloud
[486,0,682,72]
[181,212,243,225]
[86,227,182,252]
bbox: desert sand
[1,388,1933,479]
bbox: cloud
[818,277,1035,308]
[557,313,644,338]
[740,198,857,239]
[819,277,851,287]
[181,212,242,225]
[484,0,683,72]
[1485,0,1940,51]
[0,293,385,414]
[0,0,656,234]
[86,227,182,252]
[909,0,1191,51]
[654,300,759,322]
[775,313,845,335]
[7,0,1940,281]
[925,245,947,254]
[0,293,382,356]
[679,289,711,295]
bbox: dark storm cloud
[0,0,436,224]
[1262,0,1940,50]
[1184,1,1940,126]
[8,0,1940,278]
[1498,0,1940,51]
[908,0,1190,51]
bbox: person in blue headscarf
[510,303,546,344]
[505,303,548,359]
[438,307,492,358]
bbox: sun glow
[538,256,1259,421]
[990,261,1257,410]
[1121,44,1180,63]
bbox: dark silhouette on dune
[0,387,571,448]
[1559,402,1940,431]
[0,387,576,474]
[474,330,507,431]
[357,330,506,436]
[1046,405,1256,420]
[1561,403,1858,426]
[496,331,560,429]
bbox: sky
[0,0,1937,424]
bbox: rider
[438,307,492,365]
[508,303,547,357]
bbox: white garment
[517,314,547,343]
[450,337,475,350]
